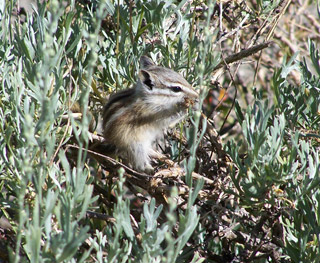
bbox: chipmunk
[103,56,198,174]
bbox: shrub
[0,0,319,262]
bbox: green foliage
[226,40,320,261]
[0,0,98,262]
[1,0,320,262]
[0,0,213,262]
[90,169,203,263]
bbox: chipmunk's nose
[184,87,199,110]
[187,88,199,100]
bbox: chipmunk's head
[137,56,198,109]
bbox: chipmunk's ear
[139,69,154,90]
[140,56,155,69]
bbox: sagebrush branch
[215,41,273,70]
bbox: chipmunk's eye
[170,86,182,92]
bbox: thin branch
[86,211,116,223]
[214,41,273,70]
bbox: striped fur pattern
[103,56,198,173]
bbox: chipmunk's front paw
[143,164,154,175]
